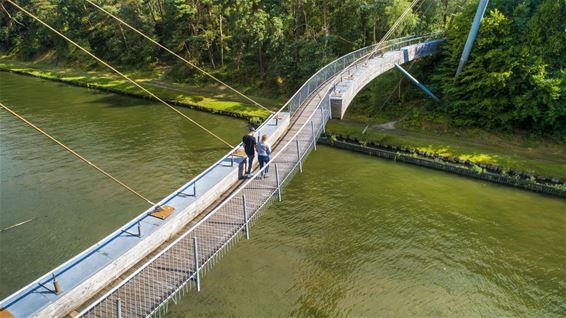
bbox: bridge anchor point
[150,205,175,219]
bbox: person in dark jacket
[242,127,257,177]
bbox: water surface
[166,146,565,317]
[0,72,246,297]
[1,72,564,317]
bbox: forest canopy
[0,0,452,89]
[1,0,564,136]
[432,0,565,136]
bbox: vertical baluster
[193,237,201,292]
[320,106,325,134]
[295,139,302,173]
[274,163,282,202]
[117,298,122,318]
[242,195,249,240]
[311,121,317,151]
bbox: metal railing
[281,32,442,116]
[78,81,333,318]
[76,34,441,318]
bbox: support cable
[6,0,234,149]
[0,101,157,206]
[377,0,432,109]
[361,0,436,134]
[368,0,422,58]
[84,0,273,114]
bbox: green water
[166,147,566,317]
[1,73,565,317]
[0,72,246,297]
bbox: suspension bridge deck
[0,36,441,318]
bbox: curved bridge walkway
[0,35,441,318]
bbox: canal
[0,72,246,297]
[1,72,565,316]
[164,146,565,317]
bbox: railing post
[320,106,325,134]
[311,121,317,151]
[193,237,201,292]
[137,221,142,237]
[52,273,61,294]
[242,194,249,240]
[295,139,302,173]
[274,163,282,202]
[116,298,122,318]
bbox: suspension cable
[0,101,156,206]
[362,0,436,133]
[84,0,273,114]
[6,0,234,149]
[369,0,422,58]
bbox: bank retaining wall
[319,137,566,199]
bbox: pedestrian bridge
[0,34,442,318]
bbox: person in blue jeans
[256,135,271,178]
[242,127,257,177]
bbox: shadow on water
[84,93,156,108]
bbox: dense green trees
[0,0,452,90]
[1,0,563,137]
[432,0,565,136]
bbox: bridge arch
[329,38,442,119]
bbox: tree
[432,0,565,136]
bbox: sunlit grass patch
[326,119,566,179]
[0,59,277,120]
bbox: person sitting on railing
[242,127,257,177]
[256,135,271,178]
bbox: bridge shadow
[85,94,156,108]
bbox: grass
[0,57,284,121]
[327,119,566,180]
[4,56,564,180]
[327,57,566,180]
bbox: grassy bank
[329,57,566,181]
[0,57,283,122]
[327,120,566,180]
[4,57,564,181]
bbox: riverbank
[337,57,566,181]
[319,136,566,198]
[0,57,282,122]
[4,57,565,184]
[326,120,566,182]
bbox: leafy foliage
[432,0,565,136]
[1,0,563,137]
[0,0,451,94]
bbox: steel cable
[0,101,156,206]
[6,0,234,149]
[84,0,273,114]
